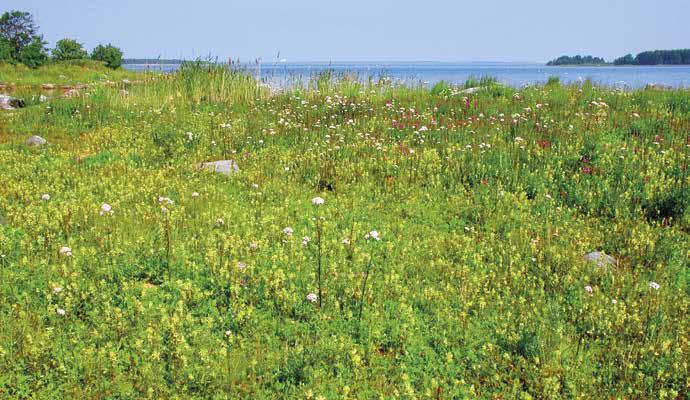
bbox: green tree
[0,10,39,59]
[546,55,607,66]
[18,36,49,68]
[0,38,13,62]
[613,54,635,65]
[91,44,123,69]
[52,38,88,61]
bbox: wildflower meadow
[0,62,688,398]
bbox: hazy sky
[4,0,689,62]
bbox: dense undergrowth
[0,63,688,399]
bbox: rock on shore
[0,94,25,110]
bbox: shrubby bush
[52,38,88,61]
[91,43,123,69]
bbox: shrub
[91,43,123,69]
[547,75,561,86]
[643,187,688,223]
[430,80,450,95]
[52,38,88,61]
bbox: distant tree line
[546,55,607,66]
[0,10,123,68]
[123,58,186,65]
[614,49,690,65]
[548,49,690,66]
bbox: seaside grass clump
[0,64,688,399]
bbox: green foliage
[634,49,690,65]
[0,38,12,62]
[0,65,688,399]
[16,35,48,68]
[52,38,88,61]
[91,43,123,69]
[430,80,450,95]
[613,53,635,65]
[0,60,140,86]
[0,10,39,58]
[547,55,607,66]
[551,49,690,66]
[463,75,479,88]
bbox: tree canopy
[52,38,88,61]
[546,55,607,66]
[613,54,635,66]
[0,38,13,62]
[91,44,123,69]
[632,49,690,65]
[0,10,124,69]
[0,10,39,58]
[549,49,690,66]
[17,36,49,68]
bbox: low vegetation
[0,61,140,87]
[0,63,688,398]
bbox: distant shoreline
[547,49,690,66]
[122,59,186,65]
[122,60,690,67]
[546,64,690,67]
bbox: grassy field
[0,63,688,399]
[0,60,142,87]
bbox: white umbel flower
[100,203,112,216]
[365,230,381,241]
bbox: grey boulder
[0,95,25,110]
[198,160,239,175]
[584,251,617,268]
[460,87,481,95]
[25,135,48,147]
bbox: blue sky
[4,0,689,62]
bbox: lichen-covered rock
[0,94,25,110]
[198,160,239,175]
[584,251,617,268]
[460,87,481,94]
[25,135,47,147]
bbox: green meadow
[0,62,688,399]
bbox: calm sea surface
[123,62,690,89]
